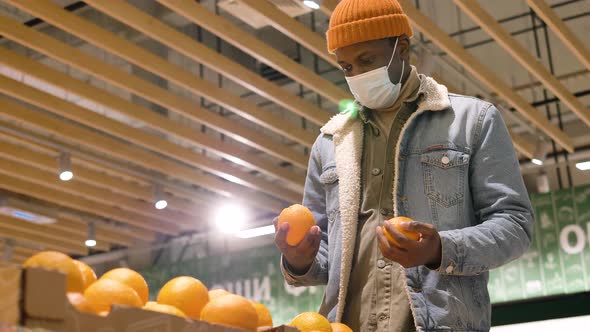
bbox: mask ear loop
[386,37,399,70]
[386,37,405,84]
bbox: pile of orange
[21,250,277,331]
[22,216,347,332]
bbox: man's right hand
[274,220,322,275]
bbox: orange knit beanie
[326,0,414,53]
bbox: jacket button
[377,259,386,268]
[378,313,388,321]
[371,168,381,176]
[441,155,450,165]
[379,208,389,216]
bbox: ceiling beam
[0,219,88,256]
[513,69,588,92]
[0,244,37,256]
[0,97,286,214]
[0,56,301,205]
[84,0,330,127]
[0,13,309,181]
[454,0,590,128]
[0,132,207,218]
[1,193,154,244]
[526,0,590,71]
[397,0,574,153]
[320,0,339,17]
[0,128,223,210]
[156,0,351,105]
[4,0,316,150]
[0,160,179,236]
[0,155,198,232]
[237,0,338,68]
[0,137,205,223]
[0,214,110,252]
[1,253,30,265]
[0,244,42,264]
[237,0,538,159]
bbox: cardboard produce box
[0,263,21,325]
[0,264,299,332]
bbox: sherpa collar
[321,75,450,136]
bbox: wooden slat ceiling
[0,0,588,259]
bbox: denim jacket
[281,76,534,331]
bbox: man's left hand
[375,221,442,269]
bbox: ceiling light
[215,204,248,234]
[0,197,56,225]
[576,161,590,171]
[58,152,73,181]
[236,225,275,239]
[532,140,548,166]
[153,183,167,210]
[86,222,96,247]
[303,0,320,10]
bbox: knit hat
[326,0,414,54]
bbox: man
[274,0,534,331]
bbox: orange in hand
[382,216,421,247]
[277,204,316,246]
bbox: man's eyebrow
[355,51,373,60]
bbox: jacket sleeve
[281,136,329,286]
[436,104,534,276]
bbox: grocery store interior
[0,0,589,330]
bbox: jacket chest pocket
[421,149,470,209]
[319,165,339,226]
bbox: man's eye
[342,65,352,72]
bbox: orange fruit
[289,312,332,332]
[330,322,353,332]
[143,301,187,318]
[83,278,143,312]
[23,251,85,293]
[277,204,316,246]
[252,302,273,327]
[382,216,421,247]
[73,260,97,291]
[209,289,230,301]
[67,292,99,315]
[100,268,149,305]
[201,294,258,331]
[157,276,208,320]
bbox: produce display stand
[0,263,298,332]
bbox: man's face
[334,35,410,83]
